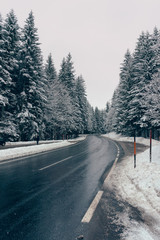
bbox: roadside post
[150,129,152,162]
[134,131,136,168]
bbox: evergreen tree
[86,102,94,133]
[17,11,46,140]
[75,75,88,133]
[44,53,57,139]
[45,53,57,116]
[106,101,110,113]
[0,11,20,140]
[115,50,134,135]
[59,53,75,94]
[128,32,154,135]
[106,28,160,138]
[0,14,11,138]
[106,89,119,133]
[58,54,80,135]
[94,107,106,133]
[141,73,160,131]
[53,83,74,139]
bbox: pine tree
[115,50,134,135]
[58,54,80,135]
[106,101,110,113]
[0,14,11,138]
[75,75,88,133]
[106,89,119,133]
[94,107,106,133]
[141,73,160,132]
[17,11,46,140]
[128,32,154,135]
[0,14,9,108]
[86,102,94,133]
[0,11,20,140]
[140,28,160,137]
[53,84,74,139]
[44,53,57,139]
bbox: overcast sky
[1,0,160,109]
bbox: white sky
[1,0,160,109]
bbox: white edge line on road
[81,190,104,223]
[39,156,72,171]
[104,141,120,184]
[81,139,120,224]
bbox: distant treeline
[106,28,160,139]
[0,10,106,141]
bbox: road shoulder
[102,140,160,240]
[85,140,160,240]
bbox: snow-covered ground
[0,135,86,162]
[103,132,160,240]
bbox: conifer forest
[0,10,106,141]
[106,28,160,139]
[0,10,160,141]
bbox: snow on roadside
[103,132,159,146]
[0,135,86,162]
[103,132,160,240]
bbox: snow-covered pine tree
[150,27,160,75]
[128,31,154,136]
[141,30,160,137]
[44,53,58,139]
[0,14,11,139]
[17,11,46,140]
[141,75,160,135]
[58,54,80,136]
[86,101,94,133]
[106,88,119,133]
[0,14,9,107]
[0,11,20,140]
[106,101,110,113]
[75,75,88,133]
[59,54,75,93]
[115,50,134,135]
[53,83,74,139]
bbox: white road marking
[81,190,104,223]
[39,156,72,171]
[104,141,120,183]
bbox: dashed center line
[39,156,72,171]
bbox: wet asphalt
[0,135,118,240]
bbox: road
[0,135,118,240]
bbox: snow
[103,132,160,240]
[103,132,159,146]
[0,135,86,162]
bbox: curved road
[0,135,118,240]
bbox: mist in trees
[0,10,106,141]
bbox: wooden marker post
[134,131,136,168]
[150,129,152,162]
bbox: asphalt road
[0,135,118,240]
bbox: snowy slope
[103,133,160,240]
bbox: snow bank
[0,135,86,161]
[103,132,159,146]
[103,132,160,240]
